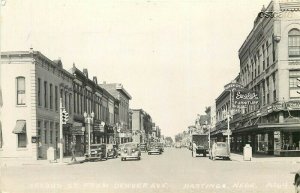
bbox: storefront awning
[258,123,300,129]
[12,120,26,134]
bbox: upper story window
[16,77,26,105]
[50,84,53,110]
[38,78,41,106]
[288,28,300,57]
[44,81,48,108]
[55,86,58,111]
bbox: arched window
[288,28,300,57]
[16,77,26,105]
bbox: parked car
[139,143,147,152]
[120,142,141,161]
[175,142,181,148]
[118,144,125,156]
[209,142,230,160]
[148,142,161,155]
[165,144,171,148]
[294,170,300,193]
[106,144,118,158]
[85,144,107,161]
[157,142,164,153]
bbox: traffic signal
[297,78,300,94]
[61,109,69,124]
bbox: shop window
[18,133,27,148]
[50,130,53,144]
[257,134,268,152]
[288,28,300,57]
[16,77,26,105]
[50,122,53,144]
[13,120,27,148]
[44,122,48,144]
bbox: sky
[0,0,271,138]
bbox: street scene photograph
[1,0,300,193]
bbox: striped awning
[13,120,26,134]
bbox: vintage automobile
[175,142,181,148]
[118,144,125,156]
[85,144,107,161]
[120,142,141,161]
[294,170,300,193]
[148,142,162,155]
[209,142,230,160]
[106,144,118,158]
[139,143,147,152]
[157,142,164,153]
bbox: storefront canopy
[12,120,26,134]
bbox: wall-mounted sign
[94,124,105,132]
[286,101,300,110]
[272,102,285,111]
[31,136,37,143]
[233,90,260,107]
[224,83,244,91]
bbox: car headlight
[132,149,135,153]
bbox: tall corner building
[236,0,300,156]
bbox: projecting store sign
[224,83,244,91]
[233,90,260,107]
[286,101,300,110]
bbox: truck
[191,134,209,157]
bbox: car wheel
[295,176,300,193]
[203,153,206,157]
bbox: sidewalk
[230,153,300,163]
[0,156,86,167]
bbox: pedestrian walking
[71,141,77,162]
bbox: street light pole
[208,124,211,150]
[88,116,91,156]
[227,113,230,151]
[84,112,94,156]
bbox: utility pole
[227,114,230,150]
[59,98,63,163]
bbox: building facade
[209,0,300,156]
[100,83,132,143]
[0,50,73,160]
[0,50,132,160]
[131,109,145,143]
[70,66,118,155]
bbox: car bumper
[122,155,140,159]
[148,150,161,153]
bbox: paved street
[1,148,299,193]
